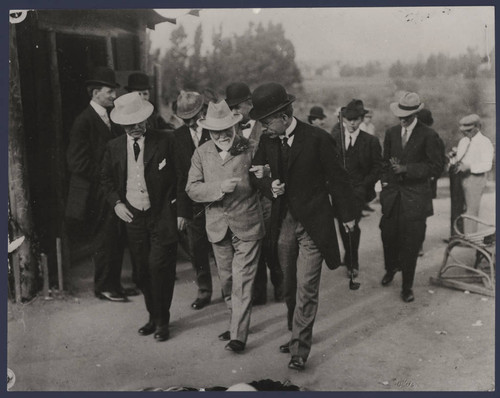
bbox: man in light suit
[173,91,213,310]
[186,100,265,353]
[331,99,382,278]
[101,92,178,341]
[66,66,135,302]
[226,82,284,305]
[250,83,357,370]
[379,92,444,303]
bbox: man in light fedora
[173,90,214,311]
[125,72,174,131]
[101,92,178,341]
[250,82,356,370]
[226,81,284,306]
[66,66,132,302]
[307,106,327,128]
[186,100,265,353]
[379,92,444,303]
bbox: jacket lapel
[288,120,305,170]
[143,130,158,170]
[117,135,128,190]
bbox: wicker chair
[430,214,495,296]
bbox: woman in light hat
[186,100,265,353]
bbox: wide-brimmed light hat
[110,92,154,125]
[390,92,424,117]
[197,100,243,131]
[459,113,480,131]
[176,90,204,119]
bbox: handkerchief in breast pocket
[159,158,166,170]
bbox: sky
[150,6,495,68]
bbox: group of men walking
[65,66,493,371]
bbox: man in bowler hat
[379,92,444,303]
[331,99,382,278]
[101,92,178,341]
[307,106,327,128]
[250,82,356,370]
[66,66,133,302]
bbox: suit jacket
[380,120,444,220]
[252,119,356,270]
[100,129,178,244]
[173,125,211,219]
[186,135,265,243]
[66,105,123,224]
[331,127,382,204]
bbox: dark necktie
[133,138,140,161]
[348,135,354,150]
[402,128,409,149]
[241,123,251,130]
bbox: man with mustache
[186,100,265,353]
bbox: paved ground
[7,179,495,391]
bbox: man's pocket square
[159,159,166,170]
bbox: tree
[388,60,409,78]
[161,25,189,100]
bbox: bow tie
[241,123,251,130]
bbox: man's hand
[343,220,356,233]
[177,217,187,232]
[249,165,264,179]
[271,179,285,197]
[455,162,469,173]
[114,202,133,223]
[391,164,407,174]
[221,177,241,193]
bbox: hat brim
[110,102,154,125]
[459,125,475,132]
[249,95,296,121]
[125,85,152,91]
[390,102,424,117]
[176,102,204,120]
[85,80,120,88]
[197,113,243,131]
[226,95,252,108]
[308,113,326,119]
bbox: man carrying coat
[379,92,444,303]
[250,82,356,370]
[101,92,178,342]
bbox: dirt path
[7,181,495,391]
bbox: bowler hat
[110,92,154,125]
[197,100,243,131]
[308,106,326,119]
[390,92,424,118]
[85,66,120,88]
[459,114,480,131]
[249,82,296,121]
[341,99,368,120]
[225,82,252,108]
[176,91,204,120]
[125,72,151,91]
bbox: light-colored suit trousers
[462,173,488,234]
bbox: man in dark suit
[331,99,382,278]
[379,92,444,303]
[66,66,134,302]
[226,82,284,305]
[250,83,356,370]
[173,90,213,310]
[101,92,178,341]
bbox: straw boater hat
[390,92,424,117]
[459,114,480,131]
[249,82,296,121]
[110,92,153,125]
[176,91,204,120]
[197,100,243,131]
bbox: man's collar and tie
[279,117,297,147]
[127,134,145,161]
[240,120,255,139]
[190,126,203,148]
[401,117,418,149]
[345,128,360,151]
[90,100,111,129]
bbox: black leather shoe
[288,356,306,370]
[96,291,127,302]
[381,272,395,286]
[138,322,156,336]
[225,340,245,352]
[121,287,140,297]
[218,331,230,341]
[191,298,211,310]
[401,289,415,303]
[279,341,290,353]
[154,327,170,342]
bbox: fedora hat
[459,113,480,131]
[249,82,296,121]
[390,92,424,117]
[308,106,326,119]
[110,92,154,125]
[225,82,252,108]
[176,91,204,119]
[85,66,120,88]
[125,72,151,91]
[197,100,243,131]
[341,99,368,120]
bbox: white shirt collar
[90,100,108,116]
[345,128,360,148]
[127,134,145,146]
[286,117,297,138]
